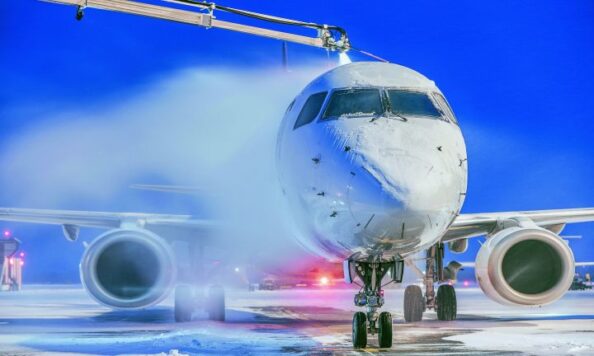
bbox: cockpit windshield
[387,90,442,118]
[322,88,383,120]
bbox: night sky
[1,1,593,282]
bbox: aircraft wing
[0,207,212,231]
[130,184,201,195]
[443,207,594,242]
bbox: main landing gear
[174,284,226,322]
[173,242,226,323]
[344,258,404,348]
[403,243,457,323]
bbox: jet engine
[80,228,176,309]
[475,227,574,306]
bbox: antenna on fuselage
[282,41,289,72]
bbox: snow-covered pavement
[0,285,593,355]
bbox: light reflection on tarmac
[0,285,593,355]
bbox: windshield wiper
[390,111,409,122]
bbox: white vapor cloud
[0,65,329,266]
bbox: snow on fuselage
[276,62,468,260]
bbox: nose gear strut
[345,257,403,348]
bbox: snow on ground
[445,320,594,355]
[0,285,593,355]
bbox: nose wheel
[377,311,393,348]
[352,312,367,348]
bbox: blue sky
[1,1,593,282]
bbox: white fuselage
[276,62,468,261]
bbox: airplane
[1,61,593,350]
[275,61,594,348]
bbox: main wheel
[174,284,194,322]
[436,284,457,321]
[207,285,226,321]
[403,285,424,322]
[352,312,367,348]
[378,311,393,348]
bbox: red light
[320,276,329,286]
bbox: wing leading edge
[444,207,594,242]
[0,207,212,231]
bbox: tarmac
[0,285,593,355]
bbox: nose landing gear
[345,258,403,348]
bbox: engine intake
[475,227,574,306]
[80,229,176,309]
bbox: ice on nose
[331,117,453,212]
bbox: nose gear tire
[352,311,367,348]
[378,311,393,348]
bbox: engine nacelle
[475,227,574,306]
[80,229,176,309]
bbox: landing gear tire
[207,284,226,321]
[436,284,457,321]
[352,311,367,348]
[404,285,424,322]
[174,284,194,322]
[378,311,393,348]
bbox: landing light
[320,276,329,285]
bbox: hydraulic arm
[43,0,351,52]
